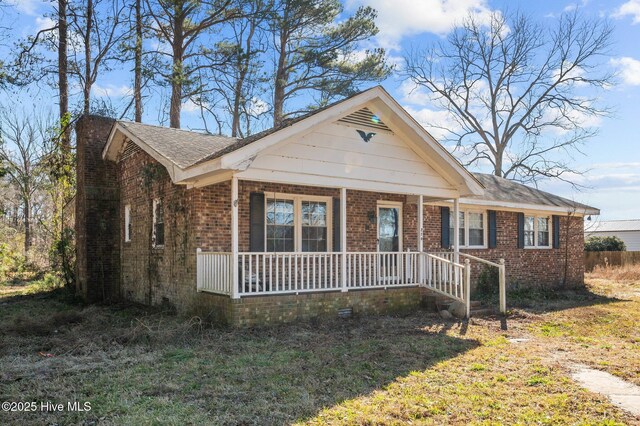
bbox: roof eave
[458,196,600,216]
[102,122,185,183]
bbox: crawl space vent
[338,307,353,318]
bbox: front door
[377,203,402,281]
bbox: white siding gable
[237,122,458,197]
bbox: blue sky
[2,0,640,221]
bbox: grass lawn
[1,271,639,425]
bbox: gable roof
[107,121,239,169]
[103,86,485,198]
[464,173,599,215]
[588,219,640,232]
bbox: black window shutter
[552,215,561,249]
[333,197,341,251]
[441,206,450,249]
[517,212,525,249]
[249,192,265,251]
[488,210,497,249]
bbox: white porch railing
[196,249,473,315]
[196,250,233,295]
[431,251,507,314]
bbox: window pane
[468,212,483,229]
[466,212,483,246]
[302,201,328,252]
[524,231,535,247]
[524,216,534,231]
[538,217,549,246]
[469,229,483,246]
[449,211,465,246]
[266,198,295,252]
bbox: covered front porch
[195,177,505,318]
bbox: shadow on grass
[0,289,480,425]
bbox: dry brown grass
[0,278,638,425]
[588,262,640,281]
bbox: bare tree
[68,0,128,116]
[145,0,240,128]
[210,0,270,137]
[0,113,52,256]
[404,11,614,185]
[269,0,390,127]
[134,0,143,122]
[58,0,70,147]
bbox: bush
[584,236,626,252]
[476,265,499,297]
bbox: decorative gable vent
[337,107,393,133]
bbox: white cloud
[182,99,202,113]
[612,0,640,23]
[610,57,640,85]
[6,0,43,15]
[405,106,459,140]
[34,16,55,32]
[345,0,495,49]
[93,84,132,98]
[248,98,269,116]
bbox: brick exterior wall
[422,205,585,290]
[76,124,586,325]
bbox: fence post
[499,258,506,314]
[464,258,471,319]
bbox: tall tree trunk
[58,0,70,146]
[231,80,242,137]
[273,48,287,126]
[83,0,93,115]
[169,56,182,128]
[134,0,143,122]
[24,199,31,255]
[169,15,184,129]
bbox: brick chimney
[75,115,120,302]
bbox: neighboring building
[585,220,640,251]
[75,86,599,326]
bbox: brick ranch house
[75,86,598,326]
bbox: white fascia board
[431,197,599,216]
[235,168,461,198]
[174,157,223,182]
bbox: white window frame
[152,198,164,248]
[524,214,552,249]
[450,209,488,249]
[264,193,333,252]
[124,204,131,242]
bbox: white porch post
[417,195,424,252]
[341,187,347,292]
[453,198,460,264]
[231,175,239,299]
[417,195,424,283]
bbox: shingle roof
[471,173,598,213]
[117,121,239,169]
[589,219,640,232]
